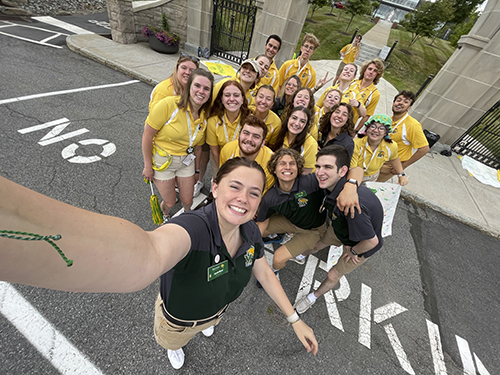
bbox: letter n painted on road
[18,118,89,145]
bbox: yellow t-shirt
[206,112,243,148]
[390,114,429,162]
[220,139,275,193]
[349,80,380,124]
[340,43,360,64]
[279,59,316,90]
[316,82,361,108]
[148,77,176,112]
[309,105,321,141]
[251,60,280,97]
[146,96,207,155]
[283,133,318,170]
[261,111,282,147]
[351,137,398,176]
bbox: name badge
[208,260,228,282]
[182,153,196,166]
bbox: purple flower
[142,26,180,47]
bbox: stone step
[358,43,383,62]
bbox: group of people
[0,30,431,371]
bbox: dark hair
[241,114,268,140]
[318,102,355,138]
[177,68,214,115]
[359,59,384,85]
[357,124,393,143]
[211,80,250,122]
[393,90,416,106]
[355,34,362,41]
[267,148,304,178]
[171,55,199,95]
[280,87,315,124]
[266,34,282,50]
[322,88,343,110]
[255,85,276,105]
[316,145,351,171]
[214,157,266,192]
[272,106,311,152]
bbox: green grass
[297,6,456,93]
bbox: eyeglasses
[179,52,200,64]
[302,44,315,51]
[368,124,387,132]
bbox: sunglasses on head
[179,52,200,64]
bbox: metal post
[229,14,235,47]
[416,74,434,98]
[385,40,398,61]
[351,28,359,43]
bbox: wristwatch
[347,178,358,187]
[350,247,360,256]
[397,172,406,177]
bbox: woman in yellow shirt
[272,106,318,174]
[317,88,342,126]
[142,69,213,222]
[252,85,282,149]
[148,53,199,112]
[351,115,408,185]
[207,81,251,176]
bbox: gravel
[12,0,107,16]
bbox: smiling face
[189,75,212,107]
[254,87,274,114]
[293,89,310,108]
[340,64,357,82]
[239,63,259,85]
[212,166,264,227]
[329,105,349,131]
[177,60,197,88]
[222,84,244,113]
[239,124,265,157]
[265,38,280,59]
[392,95,413,115]
[324,90,342,110]
[287,110,308,135]
[284,78,300,96]
[256,56,270,78]
[315,155,348,191]
[366,122,388,143]
[275,154,298,184]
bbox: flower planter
[148,35,179,54]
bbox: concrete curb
[401,189,500,239]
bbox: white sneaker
[193,181,203,197]
[294,295,316,314]
[202,325,214,337]
[167,348,185,369]
[290,254,306,265]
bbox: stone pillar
[184,0,214,56]
[107,0,137,44]
[249,0,310,67]
[410,0,500,145]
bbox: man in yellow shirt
[219,115,275,192]
[333,34,362,86]
[377,90,430,182]
[279,33,320,90]
[257,35,282,95]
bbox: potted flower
[142,13,180,54]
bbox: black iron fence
[451,100,500,169]
[210,0,257,65]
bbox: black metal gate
[451,100,500,169]
[210,0,257,65]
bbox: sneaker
[294,295,316,314]
[290,254,306,265]
[193,181,203,197]
[263,234,284,244]
[163,213,171,224]
[202,325,214,337]
[167,348,185,369]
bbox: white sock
[296,254,306,260]
[307,292,317,303]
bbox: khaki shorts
[320,226,343,247]
[362,171,380,184]
[153,294,223,350]
[333,245,367,275]
[267,215,327,257]
[153,152,195,181]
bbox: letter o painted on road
[61,139,116,163]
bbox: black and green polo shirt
[324,176,384,257]
[256,173,326,230]
[160,202,264,320]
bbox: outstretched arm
[0,176,190,293]
[252,257,318,355]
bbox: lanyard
[297,59,307,77]
[186,111,201,148]
[222,114,241,144]
[362,142,380,172]
[391,113,409,132]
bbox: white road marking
[373,302,408,323]
[294,255,319,304]
[359,283,372,348]
[32,16,94,35]
[0,80,141,105]
[384,323,415,375]
[61,139,117,163]
[426,319,447,374]
[0,29,63,49]
[320,280,344,332]
[474,353,491,375]
[0,282,103,374]
[457,335,476,375]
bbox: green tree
[449,0,485,24]
[371,1,380,18]
[400,0,454,48]
[344,0,371,32]
[449,11,480,47]
[309,0,329,18]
